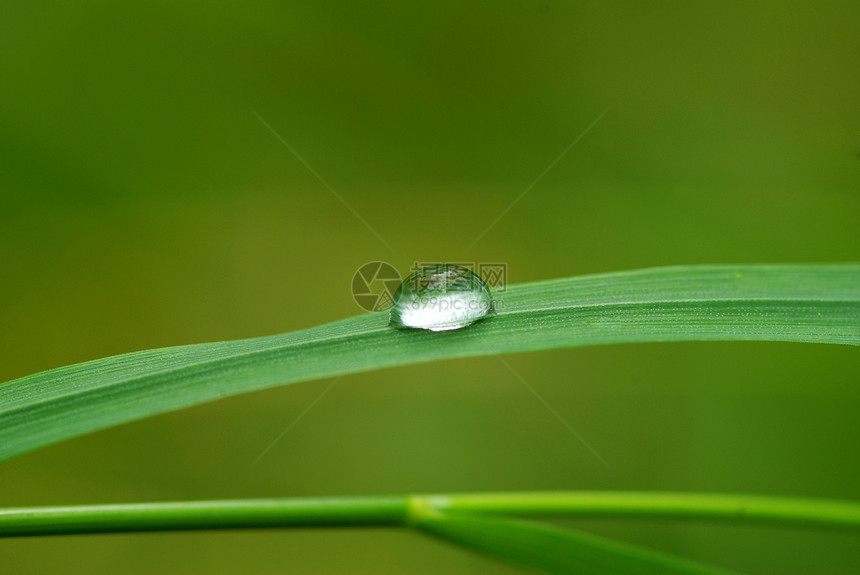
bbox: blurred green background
[1,1,859,573]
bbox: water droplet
[389,265,494,332]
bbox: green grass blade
[411,510,737,575]
[1,264,858,462]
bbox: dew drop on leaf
[389,265,494,332]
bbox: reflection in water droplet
[389,265,494,332]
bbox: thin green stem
[1,492,858,538]
[422,492,860,530]
[0,496,408,537]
